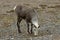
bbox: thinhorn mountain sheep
[7,5,40,35]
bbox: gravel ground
[0,0,60,40]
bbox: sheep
[7,4,40,35]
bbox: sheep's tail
[6,6,16,13]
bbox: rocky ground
[0,0,60,40]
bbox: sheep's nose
[33,27,39,36]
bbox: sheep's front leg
[31,23,33,34]
[26,22,33,34]
[26,22,30,34]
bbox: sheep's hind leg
[17,17,22,33]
